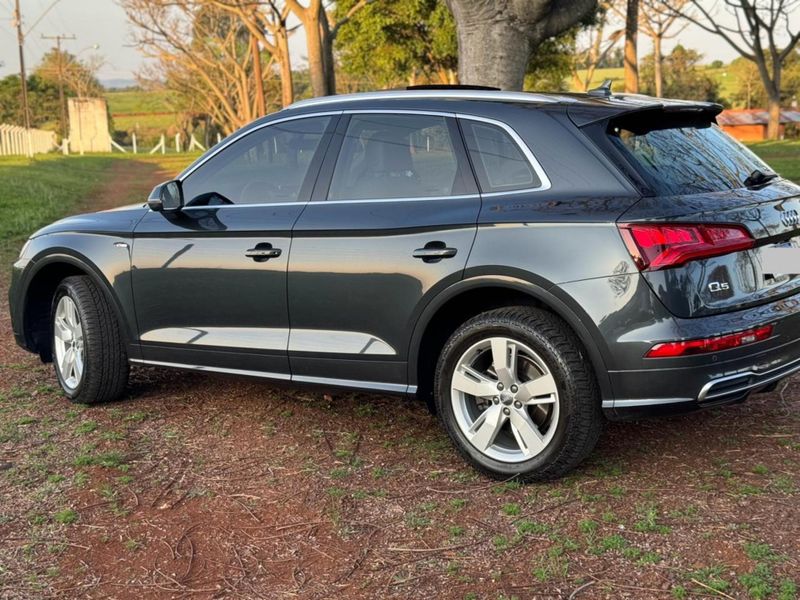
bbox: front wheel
[434,307,602,481]
[51,276,129,404]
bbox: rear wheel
[434,306,602,481]
[51,276,129,404]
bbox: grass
[749,140,800,183]
[0,155,117,256]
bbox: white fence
[0,124,57,157]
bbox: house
[717,109,800,141]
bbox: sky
[0,0,788,87]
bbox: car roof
[280,89,722,126]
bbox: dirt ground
[1,159,798,599]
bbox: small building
[717,109,800,142]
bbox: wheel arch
[407,274,612,410]
[20,250,131,360]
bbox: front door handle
[245,243,282,262]
[413,242,457,263]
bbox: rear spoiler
[567,95,723,127]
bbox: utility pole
[42,33,76,138]
[12,0,31,131]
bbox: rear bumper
[603,294,800,420]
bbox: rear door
[608,112,800,318]
[287,111,480,390]
[131,114,337,375]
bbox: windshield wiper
[744,169,779,188]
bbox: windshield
[608,115,772,196]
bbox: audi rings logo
[780,209,800,228]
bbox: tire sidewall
[51,281,89,401]
[435,318,579,478]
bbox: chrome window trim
[457,113,552,194]
[285,90,562,111]
[171,108,551,211]
[327,109,551,201]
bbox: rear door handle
[413,243,457,263]
[245,243,282,262]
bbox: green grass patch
[749,140,800,183]
[0,155,117,256]
[53,509,78,525]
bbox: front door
[287,112,481,391]
[131,114,337,377]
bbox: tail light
[645,324,773,358]
[618,223,754,271]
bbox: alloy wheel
[53,295,85,390]
[450,336,559,463]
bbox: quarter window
[328,114,461,201]
[181,116,332,206]
[461,121,539,193]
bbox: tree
[286,0,374,97]
[444,0,597,91]
[663,0,800,139]
[637,0,688,97]
[34,48,104,98]
[336,0,457,89]
[206,0,294,108]
[526,31,576,91]
[623,0,639,92]
[122,0,278,134]
[640,44,721,101]
[0,74,62,129]
[571,1,624,92]
[729,51,800,109]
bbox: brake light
[645,324,773,358]
[619,223,754,271]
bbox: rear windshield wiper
[744,169,779,188]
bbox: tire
[434,306,603,481]
[51,275,129,404]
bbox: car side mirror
[147,180,184,212]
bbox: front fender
[14,233,140,358]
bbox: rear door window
[608,117,771,196]
[327,113,465,201]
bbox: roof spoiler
[568,99,723,127]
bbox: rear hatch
[607,109,800,318]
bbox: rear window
[608,116,771,196]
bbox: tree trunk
[320,14,336,96]
[276,28,294,106]
[296,0,330,98]
[653,34,662,97]
[250,34,266,117]
[445,0,597,91]
[624,0,639,93]
[448,8,531,89]
[767,96,782,140]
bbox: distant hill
[101,78,138,90]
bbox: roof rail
[285,89,562,110]
[406,84,500,91]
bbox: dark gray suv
[9,88,800,480]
